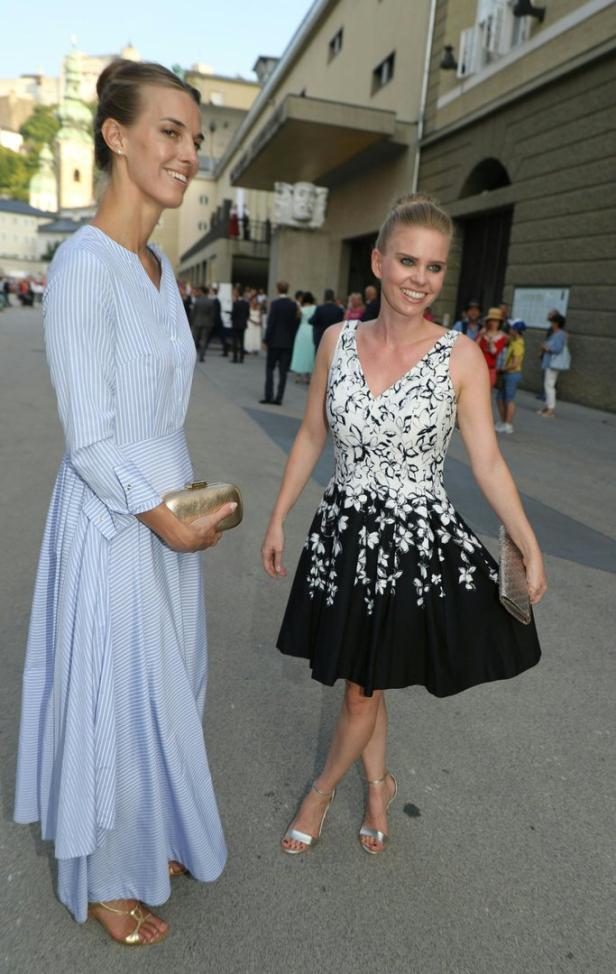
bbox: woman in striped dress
[14,60,235,945]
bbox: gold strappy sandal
[358,771,398,855]
[281,782,336,855]
[87,900,168,946]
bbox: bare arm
[261,325,343,577]
[450,337,547,604]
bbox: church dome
[39,143,54,164]
[121,42,140,62]
[29,142,57,212]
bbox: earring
[116,150,123,156]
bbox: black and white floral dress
[277,320,541,696]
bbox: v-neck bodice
[85,225,164,295]
[326,319,459,501]
[353,327,451,400]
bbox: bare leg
[497,398,506,422]
[359,696,396,852]
[505,401,516,425]
[282,681,382,852]
[361,693,388,779]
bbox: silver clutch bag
[162,480,243,531]
[498,526,531,625]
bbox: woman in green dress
[290,291,317,383]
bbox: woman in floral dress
[261,194,546,856]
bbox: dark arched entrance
[456,159,513,316]
[460,158,510,198]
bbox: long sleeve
[44,249,163,526]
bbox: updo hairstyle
[376,193,454,252]
[94,59,201,172]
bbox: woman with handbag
[538,312,570,418]
[13,60,238,945]
[261,194,546,858]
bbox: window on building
[200,194,209,205]
[328,28,343,62]
[73,169,81,183]
[372,52,395,94]
[458,0,531,79]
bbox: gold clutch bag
[162,480,243,531]
[498,526,531,625]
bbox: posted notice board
[512,288,570,329]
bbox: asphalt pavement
[1,306,615,974]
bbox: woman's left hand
[524,549,548,604]
[261,520,287,578]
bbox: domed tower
[54,47,94,209]
[120,42,141,62]
[29,143,58,213]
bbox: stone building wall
[419,43,616,410]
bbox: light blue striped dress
[14,225,227,922]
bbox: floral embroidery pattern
[304,322,498,614]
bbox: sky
[4,0,314,81]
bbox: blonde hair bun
[376,193,453,251]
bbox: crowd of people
[453,299,572,430]
[179,280,572,424]
[179,279,386,407]
[0,276,45,309]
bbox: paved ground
[1,307,615,974]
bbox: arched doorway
[455,159,513,316]
[346,231,379,298]
[459,158,510,198]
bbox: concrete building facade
[152,70,261,269]
[418,0,616,410]
[178,0,434,299]
[0,199,55,276]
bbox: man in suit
[190,286,217,361]
[204,285,229,356]
[360,284,380,321]
[310,288,344,350]
[260,281,300,405]
[230,285,250,363]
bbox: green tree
[19,104,60,149]
[17,105,61,197]
[0,146,30,201]
[42,240,61,261]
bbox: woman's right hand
[261,521,287,578]
[170,502,238,553]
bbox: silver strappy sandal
[358,771,398,855]
[281,782,336,855]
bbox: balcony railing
[182,216,272,262]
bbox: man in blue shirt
[453,300,482,340]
